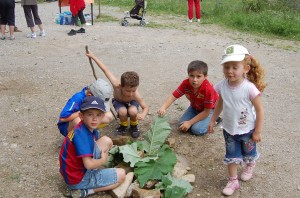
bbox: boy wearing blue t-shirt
[57,78,114,137]
[59,96,125,197]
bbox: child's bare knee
[118,107,127,117]
[97,136,113,151]
[116,168,126,183]
[128,106,138,115]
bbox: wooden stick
[85,45,97,80]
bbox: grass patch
[3,172,21,183]
[98,0,300,41]
[95,13,119,22]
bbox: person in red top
[68,0,86,36]
[158,60,219,135]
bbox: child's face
[121,86,138,98]
[188,70,206,89]
[79,109,104,132]
[223,61,249,84]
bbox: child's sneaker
[241,162,256,181]
[0,35,5,40]
[197,19,201,22]
[188,19,193,23]
[129,125,140,138]
[76,28,86,33]
[116,125,127,135]
[8,36,15,40]
[222,178,240,196]
[214,117,223,127]
[27,32,36,39]
[39,30,46,37]
[68,29,77,36]
[70,189,88,198]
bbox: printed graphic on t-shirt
[238,108,249,126]
[197,93,204,99]
[67,130,75,141]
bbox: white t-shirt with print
[214,79,260,136]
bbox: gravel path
[1,1,300,198]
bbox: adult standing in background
[21,0,46,38]
[187,0,201,23]
[0,0,15,40]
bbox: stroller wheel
[121,20,129,26]
[140,20,146,26]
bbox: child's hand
[157,108,166,117]
[208,121,215,133]
[179,121,191,132]
[101,149,109,161]
[86,50,95,59]
[137,113,144,120]
[252,131,262,143]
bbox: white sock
[87,189,94,195]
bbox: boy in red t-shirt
[158,60,220,135]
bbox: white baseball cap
[89,79,112,112]
[220,44,250,65]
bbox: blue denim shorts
[68,142,118,190]
[223,129,260,165]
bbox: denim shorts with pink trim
[223,129,260,165]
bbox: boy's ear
[86,89,93,96]
[79,111,84,120]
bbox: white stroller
[121,0,148,26]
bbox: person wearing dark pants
[0,0,15,40]
[68,0,86,36]
[21,0,45,39]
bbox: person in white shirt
[208,44,267,196]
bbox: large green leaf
[119,142,157,167]
[143,116,172,155]
[156,173,193,198]
[134,145,176,187]
[164,186,187,198]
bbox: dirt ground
[1,1,300,198]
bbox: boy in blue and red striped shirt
[59,96,125,197]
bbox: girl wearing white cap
[208,44,267,196]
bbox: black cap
[80,96,106,112]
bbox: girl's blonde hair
[244,55,267,92]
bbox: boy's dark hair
[187,60,208,76]
[121,71,139,87]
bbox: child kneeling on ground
[59,96,126,197]
[157,60,220,135]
